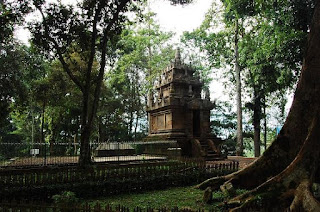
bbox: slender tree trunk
[41,101,46,163]
[128,109,134,140]
[41,101,45,144]
[263,96,267,151]
[134,112,139,141]
[49,123,56,155]
[129,81,134,139]
[79,16,118,165]
[253,92,261,157]
[79,88,92,166]
[31,107,35,149]
[235,19,243,156]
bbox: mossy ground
[84,186,247,211]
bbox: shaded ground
[85,186,247,211]
[86,187,216,210]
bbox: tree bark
[36,1,131,167]
[235,19,243,156]
[79,89,92,166]
[79,124,92,166]
[79,1,131,167]
[263,95,267,151]
[197,1,320,209]
[253,90,261,157]
[31,107,35,148]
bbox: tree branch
[88,0,131,124]
[85,0,103,91]
[35,4,85,93]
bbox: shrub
[52,191,78,206]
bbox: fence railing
[0,200,297,212]
[1,202,215,212]
[0,160,239,201]
[0,141,179,168]
[0,160,238,187]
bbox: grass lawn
[85,186,236,211]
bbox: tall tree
[30,0,139,166]
[182,0,247,155]
[220,0,246,156]
[184,0,305,157]
[107,11,174,140]
[0,0,32,143]
[234,18,243,156]
[0,0,31,44]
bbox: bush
[220,138,237,156]
[134,144,145,155]
[52,191,79,206]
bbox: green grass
[85,186,228,211]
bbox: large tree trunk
[79,124,92,166]
[197,1,320,210]
[235,19,243,156]
[79,88,92,166]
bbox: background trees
[1,0,176,163]
[29,0,139,166]
[1,0,319,209]
[183,0,307,157]
[196,0,320,210]
[106,11,175,141]
[1,0,313,171]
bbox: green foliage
[220,139,237,156]
[87,187,248,211]
[210,101,238,155]
[87,187,213,210]
[211,101,237,138]
[134,144,145,155]
[168,0,194,5]
[101,11,175,141]
[0,0,31,44]
[27,0,144,165]
[183,0,312,155]
[0,43,48,150]
[52,191,79,206]
[0,44,27,128]
[243,137,254,157]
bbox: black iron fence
[0,160,239,201]
[0,199,296,212]
[0,141,179,168]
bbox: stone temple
[146,49,223,160]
